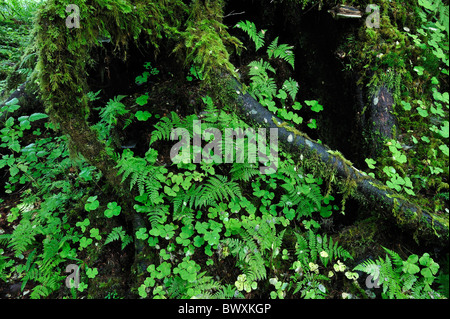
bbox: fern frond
[105,226,132,250]
[116,148,164,198]
[294,232,309,261]
[250,77,277,102]
[230,162,260,182]
[235,20,265,50]
[0,234,11,246]
[282,78,299,101]
[196,175,241,208]
[248,59,276,76]
[150,112,180,145]
[212,284,243,299]
[383,247,404,269]
[354,259,381,279]
[280,181,322,219]
[267,37,295,69]
[135,204,169,228]
[245,253,267,281]
[8,219,40,256]
[30,285,51,299]
[308,230,318,263]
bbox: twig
[222,10,246,19]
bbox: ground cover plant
[0,0,448,301]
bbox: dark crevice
[224,1,369,169]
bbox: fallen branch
[230,79,448,245]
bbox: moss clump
[336,217,384,260]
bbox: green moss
[336,217,382,259]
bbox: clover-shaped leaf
[193,235,205,247]
[79,237,93,250]
[138,284,148,298]
[136,227,149,240]
[345,271,359,280]
[365,158,377,169]
[135,110,152,121]
[402,254,420,274]
[76,218,90,232]
[85,196,99,211]
[235,280,244,291]
[309,262,319,272]
[90,228,101,240]
[136,94,149,106]
[305,100,323,112]
[419,253,439,280]
[333,260,346,272]
[104,201,121,218]
[86,267,98,279]
[147,236,159,247]
[157,262,172,278]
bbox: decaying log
[230,78,448,245]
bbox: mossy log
[230,78,448,245]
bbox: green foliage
[294,230,353,269]
[223,215,285,283]
[360,0,449,214]
[235,20,266,51]
[354,248,443,299]
[2,3,447,300]
[93,95,129,143]
[248,59,278,102]
[171,0,242,81]
[104,201,122,218]
[0,0,43,22]
[135,62,159,85]
[104,226,133,250]
[237,20,322,130]
[289,230,353,299]
[267,37,295,69]
[0,94,111,298]
[116,148,167,198]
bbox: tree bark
[230,78,448,245]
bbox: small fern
[353,247,443,299]
[282,78,299,101]
[116,148,166,198]
[93,95,129,143]
[212,284,244,299]
[230,162,260,182]
[235,20,266,51]
[247,59,278,102]
[150,112,181,145]
[105,226,133,250]
[7,219,41,257]
[196,175,242,208]
[223,216,285,283]
[224,236,266,282]
[279,179,323,219]
[294,230,352,269]
[267,37,295,69]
